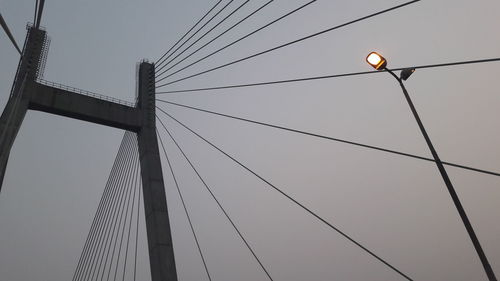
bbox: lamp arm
[384,67,401,83]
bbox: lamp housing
[366,52,387,70]
[400,68,416,81]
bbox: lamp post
[366,52,497,281]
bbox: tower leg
[0,81,30,190]
[0,26,47,191]
[137,62,178,281]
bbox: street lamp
[365,52,497,281]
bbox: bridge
[0,1,499,281]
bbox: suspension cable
[156,107,414,281]
[34,0,39,26]
[90,133,136,281]
[156,100,500,178]
[156,0,237,71]
[155,0,317,84]
[79,132,134,281]
[155,0,274,80]
[120,144,140,281]
[110,142,140,281]
[156,128,212,281]
[72,133,129,281]
[156,115,275,281]
[0,11,22,54]
[156,0,251,77]
[155,0,223,66]
[156,0,420,87]
[133,178,141,281]
[99,134,138,281]
[157,57,500,94]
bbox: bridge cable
[155,0,223,66]
[156,0,236,70]
[157,57,500,94]
[0,11,22,54]
[156,107,414,281]
[155,0,273,79]
[72,133,130,281]
[155,0,317,84]
[108,134,138,281]
[156,128,213,281]
[77,132,134,281]
[156,100,500,178]
[83,132,133,281]
[110,144,140,281]
[35,0,45,29]
[98,134,138,281]
[156,0,252,77]
[107,134,138,281]
[89,133,136,281]
[133,179,141,281]
[34,0,39,26]
[120,148,141,281]
[156,0,421,87]
[156,115,275,281]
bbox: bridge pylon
[0,25,178,281]
[0,25,47,188]
[137,61,178,281]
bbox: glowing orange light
[366,52,387,70]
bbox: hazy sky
[1,0,499,281]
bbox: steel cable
[156,0,237,72]
[156,100,500,178]
[155,0,274,80]
[155,0,224,66]
[155,0,318,85]
[157,128,213,281]
[156,0,420,87]
[156,107,414,281]
[157,57,500,94]
[157,115,275,281]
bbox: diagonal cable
[111,143,140,281]
[99,134,138,281]
[79,132,135,281]
[34,0,39,27]
[73,133,129,281]
[156,128,212,281]
[0,11,22,54]
[156,0,251,78]
[156,115,275,281]
[120,141,141,281]
[89,133,136,281]
[156,0,236,71]
[155,0,223,66]
[156,0,420,87]
[133,178,141,281]
[35,0,45,28]
[157,57,500,94]
[155,0,274,80]
[155,0,317,84]
[80,133,133,281]
[156,100,500,178]
[156,107,414,281]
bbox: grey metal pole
[385,68,497,281]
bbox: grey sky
[0,0,499,280]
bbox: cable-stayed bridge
[0,1,499,281]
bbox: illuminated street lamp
[366,52,387,70]
[366,52,497,281]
